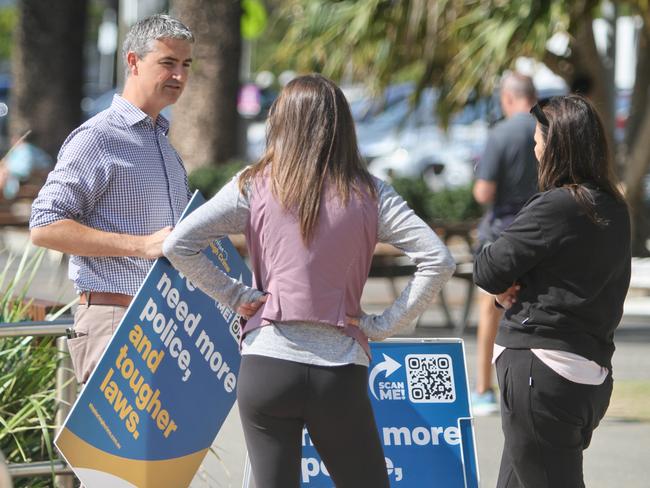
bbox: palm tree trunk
[10,0,87,158]
[623,103,650,256]
[170,0,242,171]
[573,16,615,148]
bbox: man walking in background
[472,72,539,415]
[29,14,194,384]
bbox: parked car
[358,83,570,190]
[355,86,494,189]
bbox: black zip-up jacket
[474,186,631,368]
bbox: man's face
[130,38,193,112]
[500,90,514,118]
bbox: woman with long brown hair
[474,95,631,487]
[164,74,455,487]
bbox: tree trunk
[572,17,615,149]
[622,24,650,256]
[170,0,242,171]
[543,15,615,151]
[10,0,87,158]
[625,25,650,151]
[623,100,650,256]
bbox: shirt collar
[111,94,170,134]
[156,112,170,133]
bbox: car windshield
[356,86,494,131]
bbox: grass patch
[606,380,650,422]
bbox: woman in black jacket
[474,95,630,488]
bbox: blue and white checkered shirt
[30,95,191,295]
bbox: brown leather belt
[79,291,133,308]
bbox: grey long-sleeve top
[163,173,455,367]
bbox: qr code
[405,354,455,403]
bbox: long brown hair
[534,95,625,223]
[239,74,376,243]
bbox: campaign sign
[55,191,249,488]
[300,339,479,488]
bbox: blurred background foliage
[391,178,482,224]
[267,0,650,253]
[188,161,245,198]
[0,7,17,62]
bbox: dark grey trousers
[237,354,390,488]
[496,348,612,488]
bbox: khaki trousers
[67,305,126,384]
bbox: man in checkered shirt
[30,14,194,384]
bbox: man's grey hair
[500,72,537,102]
[122,14,194,75]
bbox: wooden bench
[370,242,475,333]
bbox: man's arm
[474,125,504,205]
[473,179,497,205]
[31,220,171,260]
[29,127,170,260]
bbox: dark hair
[532,95,625,224]
[240,74,376,243]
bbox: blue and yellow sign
[299,339,479,487]
[55,192,249,488]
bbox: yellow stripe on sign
[57,428,209,487]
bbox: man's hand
[237,294,268,320]
[495,283,521,310]
[140,226,173,260]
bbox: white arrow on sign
[369,354,402,400]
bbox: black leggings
[237,354,390,488]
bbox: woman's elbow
[444,255,456,278]
[472,261,487,289]
[436,252,456,281]
[161,235,181,261]
[472,263,503,294]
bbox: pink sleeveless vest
[242,174,378,357]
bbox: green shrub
[390,177,433,221]
[0,247,61,488]
[426,185,482,224]
[188,161,246,198]
[391,177,481,224]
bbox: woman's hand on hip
[237,294,268,320]
[346,315,360,327]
